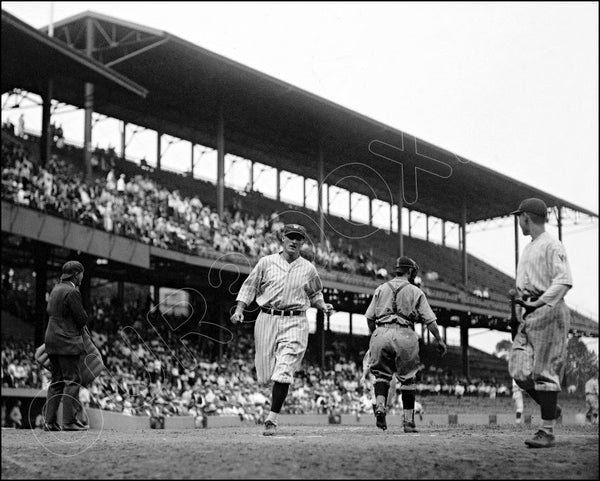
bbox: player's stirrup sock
[402,390,416,421]
[374,381,389,410]
[270,381,290,414]
[538,391,558,433]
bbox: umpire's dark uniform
[44,261,88,430]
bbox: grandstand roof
[1,10,147,105]
[31,10,597,225]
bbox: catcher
[365,256,447,432]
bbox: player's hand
[514,298,540,319]
[230,310,244,324]
[322,303,334,315]
[436,340,447,357]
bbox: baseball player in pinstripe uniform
[508,198,573,448]
[365,256,447,432]
[230,224,333,436]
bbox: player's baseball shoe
[263,420,277,436]
[43,422,62,432]
[524,429,555,448]
[375,409,387,431]
[403,420,418,433]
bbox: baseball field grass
[2,420,598,479]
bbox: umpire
[43,260,89,431]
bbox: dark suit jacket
[44,281,88,356]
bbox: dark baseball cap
[395,256,419,270]
[282,224,307,239]
[510,198,548,218]
[60,260,84,280]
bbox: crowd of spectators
[2,293,516,424]
[1,127,389,280]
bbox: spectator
[9,401,22,428]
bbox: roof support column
[216,104,225,217]
[327,185,330,216]
[460,314,470,379]
[40,79,53,168]
[190,143,194,178]
[397,184,404,257]
[348,192,352,222]
[276,168,281,202]
[514,214,520,276]
[442,220,446,246]
[461,195,468,287]
[408,209,412,237]
[121,121,127,161]
[34,241,49,347]
[426,214,430,242]
[83,16,95,183]
[349,312,353,354]
[317,309,325,370]
[249,161,254,192]
[389,203,393,234]
[156,132,162,171]
[317,144,325,246]
[368,198,372,227]
[557,206,563,241]
[83,83,94,182]
[302,177,306,208]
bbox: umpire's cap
[60,260,84,280]
[395,256,419,271]
[282,224,307,239]
[510,198,548,218]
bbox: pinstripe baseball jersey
[236,252,324,309]
[516,232,573,305]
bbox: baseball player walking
[231,224,333,436]
[365,256,447,432]
[508,198,573,448]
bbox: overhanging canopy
[1,10,147,107]
[29,10,597,225]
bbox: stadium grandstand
[1,9,597,427]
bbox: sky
[2,2,598,356]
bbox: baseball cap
[510,198,548,218]
[60,260,84,280]
[282,224,307,239]
[395,256,419,270]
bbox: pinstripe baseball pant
[509,300,570,392]
[254,311,309,384]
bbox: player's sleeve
[415,289,437,325]
[236,258,265,305]
[305,267,324,304]
[540,242,573,306]
[364,288,380,321]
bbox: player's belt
[375,321,410,328]
[260,306,304,316]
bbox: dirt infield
[2,423,598,479]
